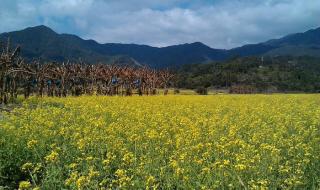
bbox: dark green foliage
[195,87,208,95]
[174,89,180,94]
[175,56,320,92]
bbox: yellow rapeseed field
[0,95,320,189]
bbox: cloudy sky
[0,0,319,49]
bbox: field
[0,95,320,189]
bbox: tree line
[175,56,320,93]
[0,39,174,104]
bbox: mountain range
[0,25,319,68]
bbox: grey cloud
[0,0,319,49]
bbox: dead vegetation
[0,39,174,104]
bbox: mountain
[229,27,320,57]
[99,42,227,68]
[0,25,319,68]
[0,25,227,67]
[261,27,320,57]
[0,25,115,63]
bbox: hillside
[0,25,319,68]
[175,56,320,92]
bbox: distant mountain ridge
[0,25,319,68]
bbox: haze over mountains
[0,25,319,68]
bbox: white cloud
[0,0,319,49]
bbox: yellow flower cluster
[0,94,320,189]
[44,150,59,163]
[18,181,31,190]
